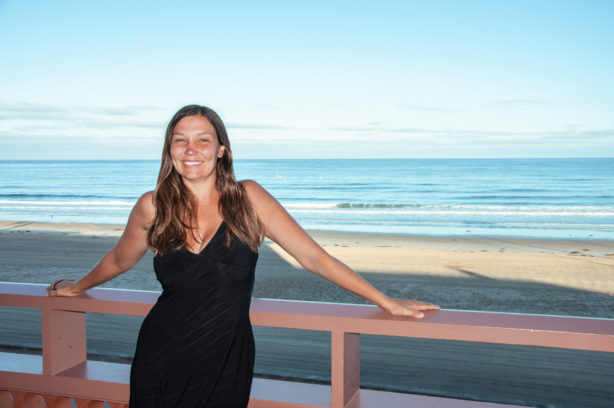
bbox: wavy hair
[147,105,263,254]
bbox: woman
[47,105,439,407]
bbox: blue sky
[1,0,613,159]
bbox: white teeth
[184,161,202,165]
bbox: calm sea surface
[0,159,612,240]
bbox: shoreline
[1,219,613,256]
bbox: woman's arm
[243,181,439,318]
[47,192,155,297]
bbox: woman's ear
[218,145,225,158]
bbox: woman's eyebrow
[172,131,214,136]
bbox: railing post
[41,305,87,376]
[331,331,360,408]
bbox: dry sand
[1,220,613,407]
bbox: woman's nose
[185,140,196,154]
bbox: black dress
[129,221,258,407]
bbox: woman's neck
[184,178,219,205]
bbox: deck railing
[1,281,613,408]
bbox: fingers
[412,302,440,311]
[47,279,62,296]
[386,299,440,318]
[407,309,425,319]
[47,279,66,289]
[47,287,73,297]
[47,279,61,290]
[404,299,440,310]
[399,308,425,318]
[46,280,75,297]
[387,304,424,318]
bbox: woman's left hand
[383,299,440,318]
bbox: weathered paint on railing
[1,281,613,407]
[0,390,124,407]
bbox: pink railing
[1,281,613,408]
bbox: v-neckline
[185,220,225,256]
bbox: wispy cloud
[0,101,164,117]
[249,104,280,110]
[326,124,614,144]
[486,99,551,108]
[537,129,614,141]
[2,101,612,159]
[0,101,166,138]
[397,103,459,113]
[227,122,295,131]
[0,101,61,114]
[0,102,307,136]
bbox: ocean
[0,158,612,240]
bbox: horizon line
[1,157,613,162]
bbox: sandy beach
[1,220,613,407]
[1,220,613,316]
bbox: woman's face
[169,115,225,184]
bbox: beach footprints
[569,248,593,256]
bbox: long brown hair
[147,105,263,254]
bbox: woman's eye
[173,138,186,143]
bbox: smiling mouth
[183,161,203,166]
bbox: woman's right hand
[45,193,154,298]
[46,279,80,297]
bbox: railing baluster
[0,390,14,408]
[20,393,45,408]
[331,331,360,408]
[45,395,74,408]
[41,306,87,376]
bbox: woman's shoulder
[132,191,156,225]
[239,179,269,200]
[239,180,280,214]
[239,179,261,191]
[137,191,155,207]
